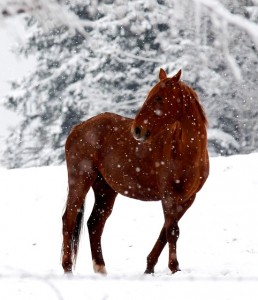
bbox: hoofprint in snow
[0,154,258,299]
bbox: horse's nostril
[134,127,141,136]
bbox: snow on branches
[0,0,88,37]
[191,0,258,80]
[1,0,258,80]
[2,0,258,167]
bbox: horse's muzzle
[132,126,151,142]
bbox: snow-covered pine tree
[204,0,258,154]
[3,1,170,167]
[3,0,258,168]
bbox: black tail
[71,203,85,266]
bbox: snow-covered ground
[0,153,257,299]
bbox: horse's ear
[172,69,182,82]
[159,68,167,80]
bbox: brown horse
[62,68,209,275]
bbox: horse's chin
[133,135,148,143]
[132,132,152,143]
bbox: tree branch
[192,0,258,49]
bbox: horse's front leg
[162,198,181,274]
[145,195,196,274]
[145,225,167,274]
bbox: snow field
[0,154,258,299]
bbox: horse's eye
[155,96,162,102]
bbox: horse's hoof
[64,269,73,277]
[171,267,181,274]
[93,260,107,275]
[63,266,73,274]
[144,268,154,274]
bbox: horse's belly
[118,184,160,201]
[99,161,161,201]
[105,172,161,201]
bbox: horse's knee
[166,221,180,244]
[172,222,179,238]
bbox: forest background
[0,0,258,168]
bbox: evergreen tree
[3,0,258,168]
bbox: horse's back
[66,112,132,149]
[65,112,133,173]
[68,112,131,135]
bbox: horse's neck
[161,114,207,159]
[182,116,206,138]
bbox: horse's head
[132,68,183,142]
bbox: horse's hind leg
[87,173,117,274]
[62,171,96,273]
